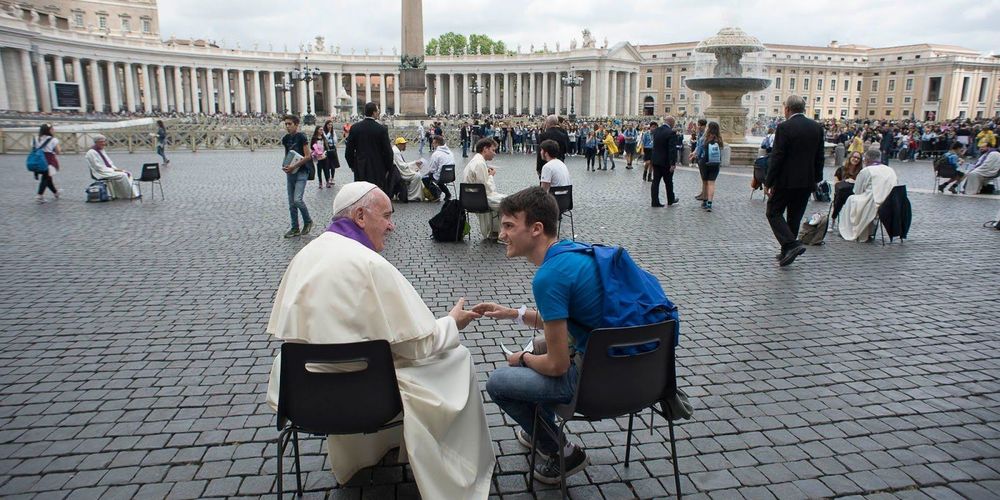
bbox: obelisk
[399,0,427,116]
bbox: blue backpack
[706,142,722,165]
[549,242,681,346]
[26,137,52,174]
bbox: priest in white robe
[839,148,898,242]
[391,137,424,202]
[265,182,494,499]
[461,138,507,240]
[84,135,140,199]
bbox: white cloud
[157,0,1000,54]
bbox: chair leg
[625,412,634,467]
[527,406,539,492]
[558,419,569,499]
[569,212,575,241]
[277,428,292,499]
[668,417,682,499]
[292,431,303,495]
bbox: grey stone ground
[1,145,999,500]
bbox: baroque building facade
[2,1,998,121]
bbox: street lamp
[286,57,322,125]
[562,71,584,121]
[274,76,293,114]
[469,77,484,116]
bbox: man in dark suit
[765,95,826,267]
[345,102,395,194]
[650,116,680,207]
[535,115,569,178]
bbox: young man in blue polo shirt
[473,186,602,484]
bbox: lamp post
[274,76,293,114]
[287,56,322,125]
[469,78,484,116]
[562,71,584,121]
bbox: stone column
[364,73,372,104]
[434,74,443,113]
[623,72,631,116]
[72,58,88,111]
[378,74,387,115]
[251,70,262,113]
[106,61,120,112]
[348,73,357,115]
[588,70,597,117]
[265,72,276,114]
[190,68,201,114]
[489,73,497,114]
[89,60,104,112]
[609,71,618,116]
[141,64,152,112]
[554,72,562,115]
[282,73,292,113]
[35,52,51,112]
[0,52,8,111]
[294,78,305,114]
[206,68,216,114]
[235,70,246,113]
[541,72,549,115]
[156,65,168,112]
[529,72,537,115]
[516,73,524,114]
[18,50,38,113]
[464,73,473,115]
[323,73,334,114]
[448,73,456,114]
[393,73,401,115]
[173,67,184,112]
[502,73,510,114]
[221,69,232,114]
[122,63,136,112]
[54,56,65,81]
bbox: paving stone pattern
[1,146,999,499]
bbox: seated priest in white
[839,148,898,242]
[265,182,494,499]
[84,135,140,199]
[391,137,424,202]
[461,138,507,240]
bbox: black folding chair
[438,164,457,197]
[874,185,911,246]
[136,163,164,201]
[276,341,403,498]
[459,183,497,241]
[550,185,575,241]
[527,320,683,499]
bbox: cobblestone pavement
[1,146,999,500]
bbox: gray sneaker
[533,445,589,484]
[516,429,547,457]
[301,222,313,235]
[283,228,300,238]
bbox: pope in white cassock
[838,149,898,242]
[391,137,424,202]
[84,134,141,199]
[265,182,495,499]
[461,138,507,240]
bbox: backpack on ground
[428,200,467,242]
[706,142,722,165]
[814,180,832,202]
[799,212,830,245]
[933,155,950,173]
[85,181,111,202]
[26,137,52,174]
[549,243,681,345]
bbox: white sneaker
[35,195,45,203]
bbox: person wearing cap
[391,137,424,202]
[265,182,494,499]
[85,134,140,199]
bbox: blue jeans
[486,364,578,455]
[286,170,312,229]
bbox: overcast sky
[158,0,999,55]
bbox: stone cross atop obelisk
[399,0,428,116]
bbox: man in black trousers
[650,116,680,207]
[765,95,825,267]
[345,102,395,194]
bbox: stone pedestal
[399,68,427,117]
[702,88,749,143]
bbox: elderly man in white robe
[962,146,999,195]
[84,135,140,199]
[461,137,507,240]
[265,181,494,499]
[390,137,424,202]
[839,148,898,242]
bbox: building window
[98,15,107,29]
[869,110,876,116]
[775,77,781,90]
[885,110,891,116]
[646,76,652,89]
[869,97,877,104]
[121,18,130,31]
[960,77,970,102]
[871,80,878,92]
[665,76,672,89]
[888,79,895,92]
[903,96,911,104]
[905,78,913,92]
[664,94,672,101]
[664,107,671,113]
[927,76,942,102]
[142,19,151,33]
[830,79,836,91]
[680,94,686,100]
[789,77,796,90]
[817,79,823,91]
[844,80,849,92]
[680,76,686,86]
[803,78,810,91]
[774,95,780,102]
[829,97,834,103]
[886,97,894,104]
[978,77,988,102]
[842,97,848,103]
[856,80,862,92]
[903,110,910,116]
[73,12,84,27]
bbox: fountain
[685,27,770,165]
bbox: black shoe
[283,228,300,238]
[779,244,806,267]
[667,198,679,206]
[938,183,948,193]
[652,202,665,207]
[301,222,313,235]
[516,429,547,457]
[534,446,589,485]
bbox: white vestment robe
[838,164,898,242]
[964,150,1000,195]
[461,153,506,238]
[265,232,494,499]
[392,145,424,201]
[85,148,140,199]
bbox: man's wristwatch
[518,352,528,367]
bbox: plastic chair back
[438,164,456,184]
[563,321,676,420]
[551,185,573,213]
[459,183,491,213]
[277,340,402,435]
[139,163,161,182]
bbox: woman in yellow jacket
[847,130,865,156]
[602,129,619,170]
